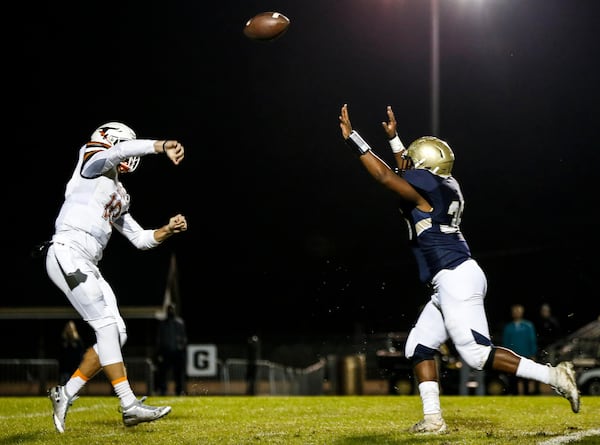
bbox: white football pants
[405,258,492,370]
[46,240,127,367]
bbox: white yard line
[538,428,600,445]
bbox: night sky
[8,0,600,346]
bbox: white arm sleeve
[113,212,160,250]
[81,139,157,178]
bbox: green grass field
[1,395,598,444]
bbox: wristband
[162,141,168,153]
[345,131,371,156]
[389,135,405,154]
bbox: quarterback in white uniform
[45,122,187,432]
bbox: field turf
[1,395,599,444]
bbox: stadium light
[431,0,488,136]
[430,0,440,136]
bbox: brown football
[243,11,290,41]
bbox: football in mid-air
[243,11,290,41]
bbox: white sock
[418,381,442,416]
[516,357,551,384]
[65,370,88,398]
[113,379,137,407]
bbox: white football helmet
[90,122,140,173]
[404,136,454,176]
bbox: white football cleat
[409,413,448,434]
[122,396,172,427]
[48,385,78,433]
[551,361,580,413]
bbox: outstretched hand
[381,105,397,139]
[163,141,185,165]
[166,214,188,234]
[339,104,353,139]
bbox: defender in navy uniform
[338,104,580,434]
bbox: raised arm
[339,104,430,210]
[381,105,411,172]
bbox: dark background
[6,0,599,352]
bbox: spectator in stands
[58,321,85,386]
[535,303,563,359]
[533,303,563,394]
[246,335,261,395]
[156,303,188,396]
[502,304,538,395]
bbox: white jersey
[52,139,160,262]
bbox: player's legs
[403,258,489,434]
[46,242,103,432]
[86,277,172,424]
[404,300,448,434]
[46,243,103,384]
[436,259,492,369]
[438,259,579,412]
[47,243,119,376]
[46,243,171,428]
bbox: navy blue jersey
[398,169,471,283]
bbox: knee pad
[94,322,124,367]
[408,343,438,366]
[91,315,126,354]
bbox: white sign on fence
[186,344,218,377]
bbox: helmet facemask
[118,156,140,173]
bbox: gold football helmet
[404,136,454,176]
